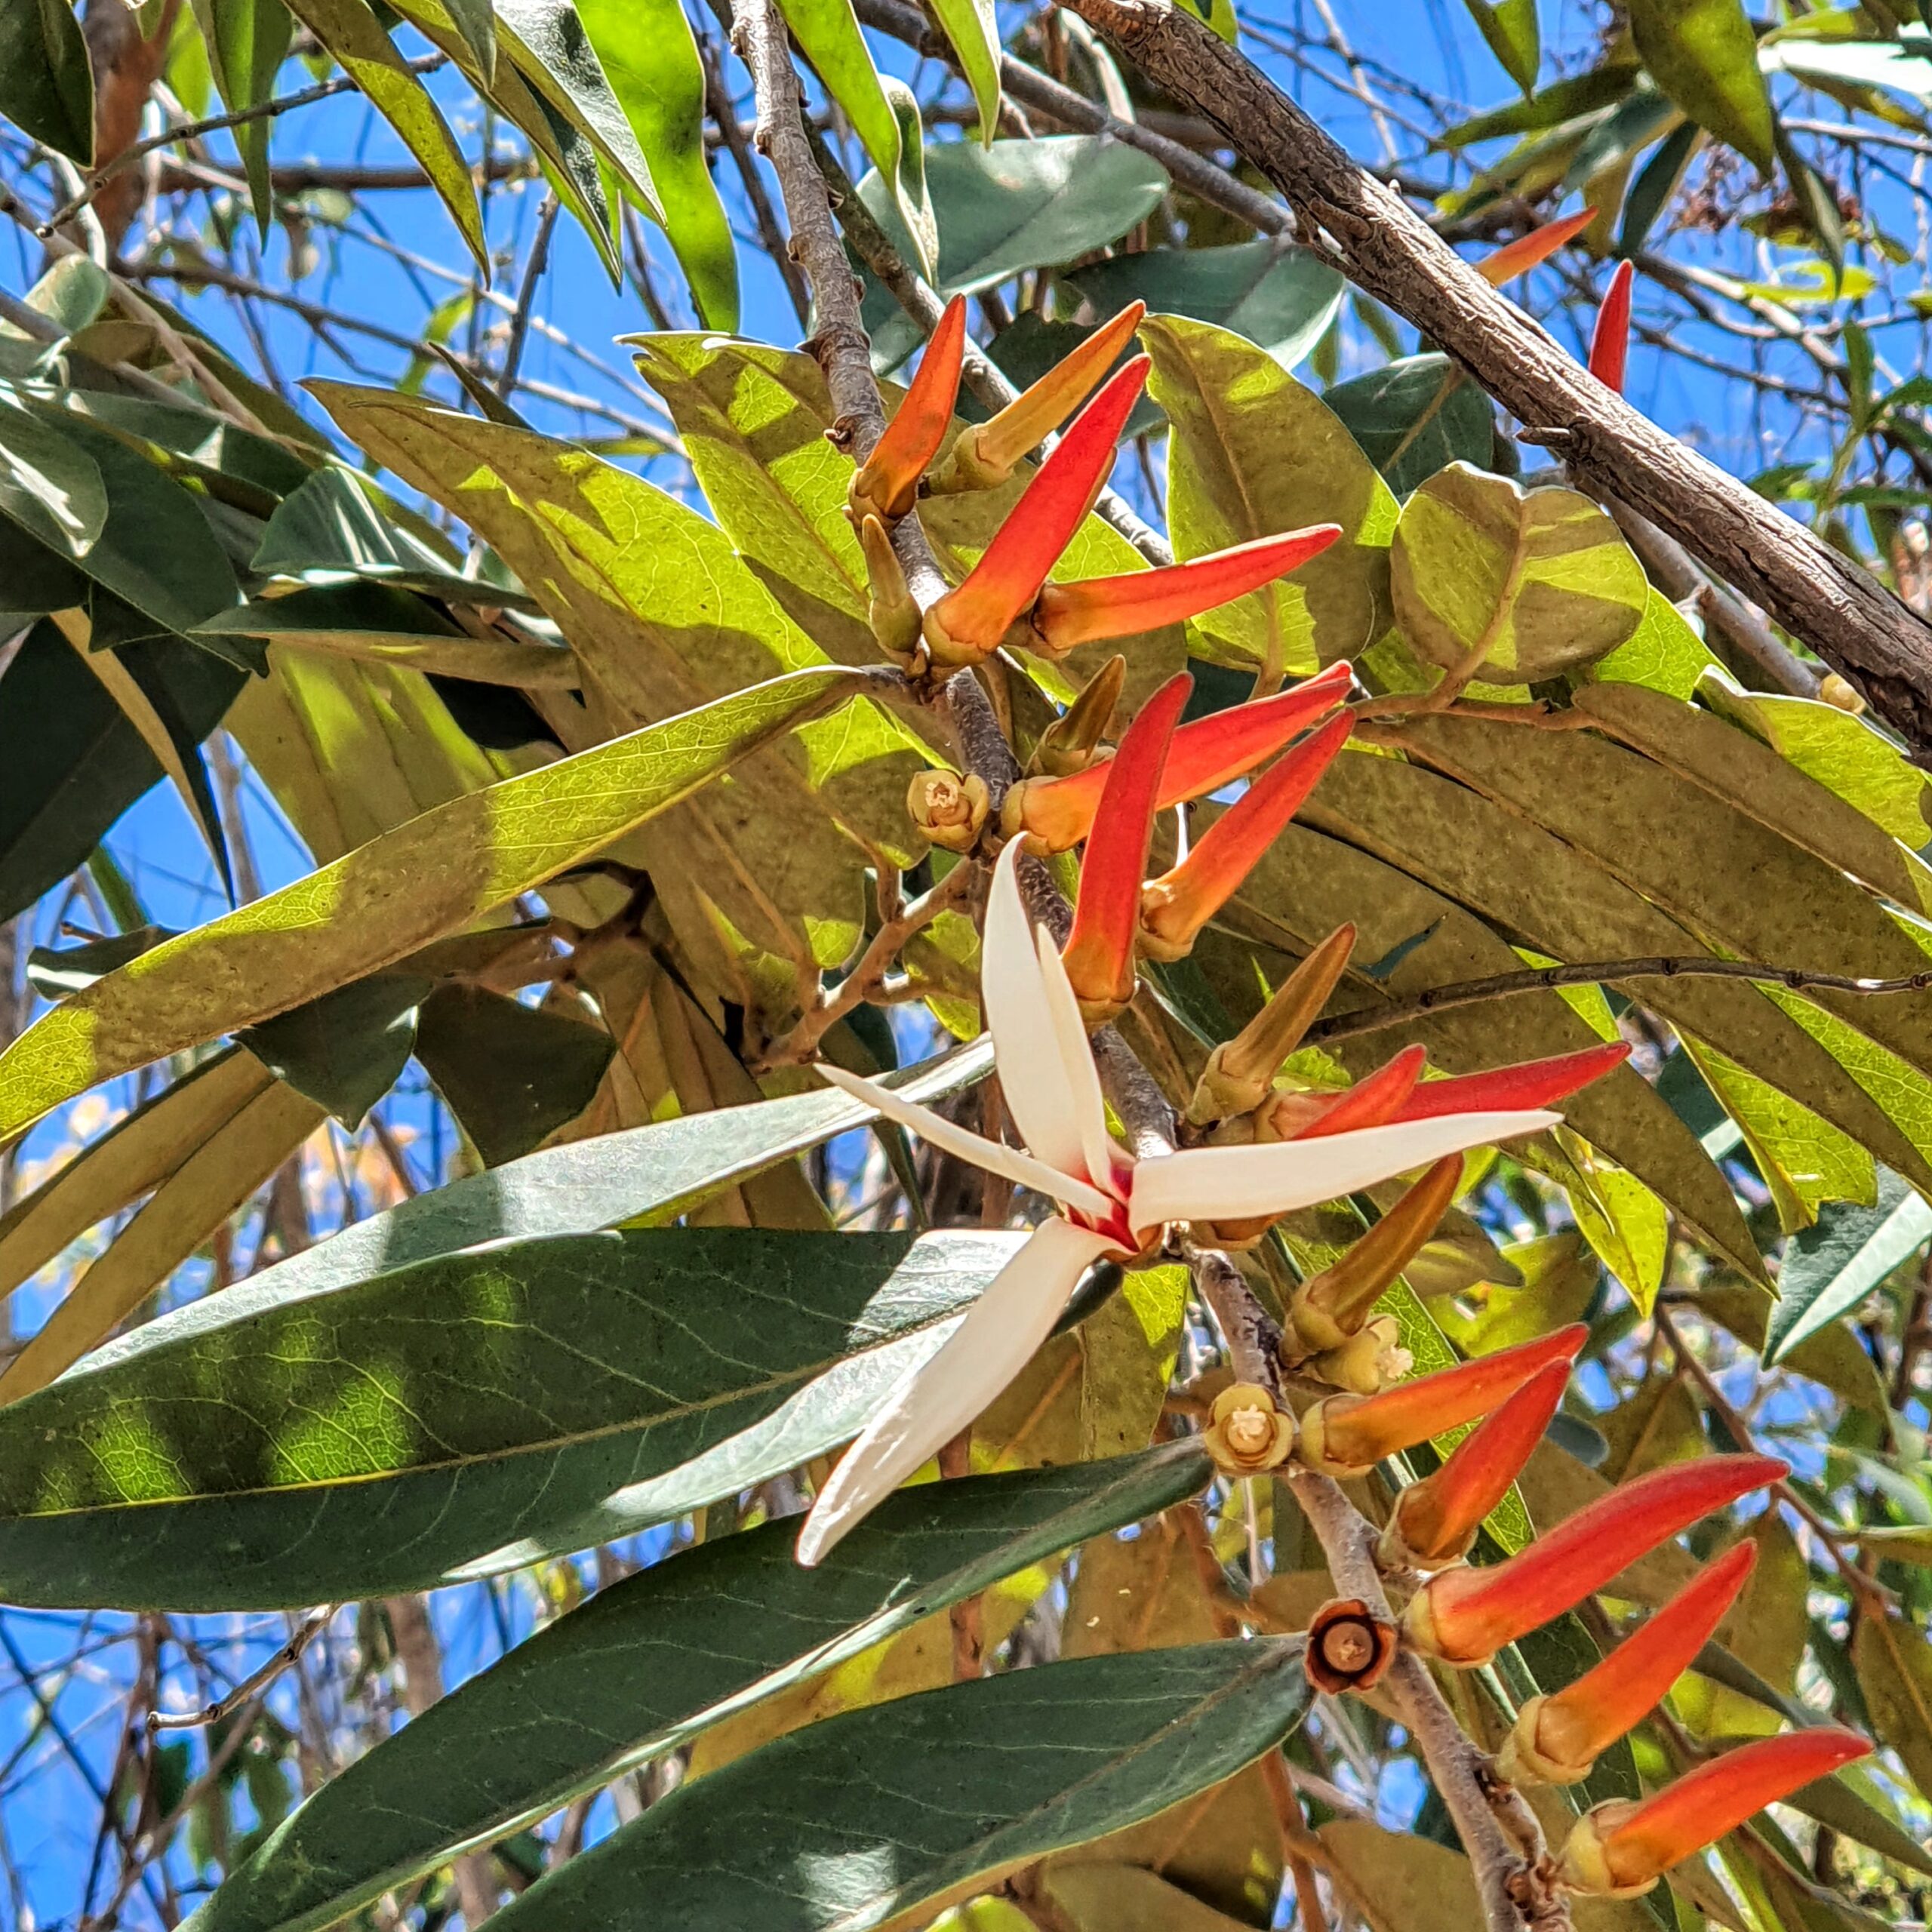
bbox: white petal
[1127,1109,1561,1231]
[795,1217,1115,1564]
[1032,922,1124,1199]
[983,841,1097,1183]
[815,1062,1113,1220]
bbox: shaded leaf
[237,974,429,1130]
[1627,0,1774,174]
[1851,1608,1932,1801]
[0,0,93,165]
[25,926,174,1000]
[0,390,106,556]
[0,1226,1022,1608]
[1038,1863,1262,1932]
[1326,355,1496,500]
[484,1641,1312,1932]
[192,1447,1209,1932]
[1767,1168,1932,1362]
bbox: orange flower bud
[1497,1541,1758,1786]
[1555,1730,1872,1898]
[1204,1381,1296,1473]
[1186,923,1357,1126]
[936,301,1148,493]
[1297,1325,1588,1478]
[1404,1454,1788,1668]
[1259,1046,1427,1145]
[1059,672,1189,1018]
[1380,1358,1569,1571]
[1139,712,1353,961]
[1388,1042,1631,1123]
[1306,1598,1398,1695]
[1589,260,1635,396]
[1284,1155,1463,1357]
[924,356,1149,666]
[1476,208,1596,286]
[851,295,967,522]
[999,662,1355,853]
[1032,525,1343,656]
[907,768,990,852]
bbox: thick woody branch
[1061,0,1932,764]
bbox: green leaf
[1325,355,1496,500]
[1620,118,1700,254]
[412,983,614,1162]
[279,0,487,269]
[0,1226,1023,1608]
[1065,242,1344,371]
[858,136,1166,295]
[1464,0,1540,91]
[1766,1168,1932,1363]
[577,0,736,328]
[1627,0,1774,174]
[227,1038,992,1308]
[26,926,174,1000]
[484,1640,1312,1932]
[0,391,106,556]
[236,975,429,1130]
[924,0,1001,138]
[0,620,242,927]
[783,0,935,274]
[0,0,94,165]
[0,667,857,1148]
[1852,1608,1932,1802]
[1142,315,1398,685]
[189,1445,1209,1932]
[1583,584,1721,700]
[1438,64,1639,147]
[1391,463,1647,685]
[187,0,295,225]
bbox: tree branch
[1060,0,1932,764]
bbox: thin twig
[499,191,560,398]
[147,1608,334,1730]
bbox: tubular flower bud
[1555,1730,1872,1899]
[1204,1381,1296,1474]
[1390,1042,1632,1122]
[924,357,1149,667]
[1187,924,1358,1127]
[1497,1542,1758,1786]
[1059,672,1189,1020]
[1476,208,1598,286]
[934,301,1148,494]
[1031,655,1125,777]
[1306,1598,1398,1696]
[1259,1046,1429,1146]
[1001,660,1355,853]
[908,768,990,853]
[850,296,968,524]
[1380,1359,1570,1571]
[860,513,921,663]
[1032,526,1343,657]
[1819,672,1866,715]
[1308,1313,1408,1395]
[1403,1454,1788,1668]
[1140,712,1354,962]
[1284,1156,1464,1358]
[1589,260,1635,396]
[1297,1325,1589,1478]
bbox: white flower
[795,842,1558,1564]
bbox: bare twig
[499,191,560,398]
[148,1607,334,1730]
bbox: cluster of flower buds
[847,294,1343,674]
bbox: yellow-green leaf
[924,0,1001,139]
[1852,1607,1932,1802]
[1628,0,1774,174]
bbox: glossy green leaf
[1464,0,1539,91]
[0,666,858,1148]
[187,0,295,223]
[189,1444,1208,1932]
[1627,0,1774,174]
[783,0,935,273]
[1391,463,1647,685]
[237,975,429,1130]
[484,1639,1312,1932]
[1066,242,1344,371]
[412,983,614,1163]
[925,0,1001,140]
[577,0,736,328]
[280,0,487,269]
[0,390,106,556]
[1767,1168,1932,1363]
[230,1038,991,1307]
[1143,315,1398,684]
[0,1226,1022,1608]
[0,620,242,927]
[0,0,94,165]
[859,136,1166,296]
[1325,354,1496,499]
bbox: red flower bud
[1390,1042,1631,1123]
[1589,260,1635,397]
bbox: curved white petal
[1127,1109,1561,1232]
[1032,923,1124,1201]
[815,1062,1113,1220]
[983,841,1096,1183]
[795,1217,1115,1564]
